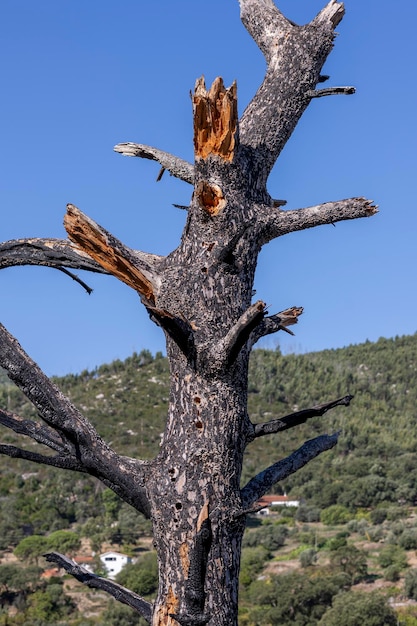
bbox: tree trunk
[0,2,378,625]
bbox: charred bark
[0,1,377,625]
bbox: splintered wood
[193,77,238,161]
[64,204,155,303]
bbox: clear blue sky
[1,0,416,376]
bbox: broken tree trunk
[0,1,377,625]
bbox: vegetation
[1,333,417,622]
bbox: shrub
[320,505,352,526]
[116,552,158,597]
[384,563,402,582]
[405,568,417,601]
[378,544,408,570]
[318,590,397,626]
[296,505,320,523]
[370,508,388,525]
[400,529,417,550]
[243,525,288,551]
[299,549,318,568]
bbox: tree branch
[307,86,356,98]
[0,238,108,280]
[259,197,378,243]
[241,433,339,509]
[0,323,151,516]
[64,204,161,304]
[239,0,293,63]
[45,553,153,623]
[0,444,88,472]
[251,394,353,439]
[238,0,345,186]
[0,409,65,452]
[114,142,194,185]
[248,306,303,348]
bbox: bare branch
[259,198,378,243]
[248,306,303,348]
[45,553,153,623]
[55,267,93,294]
[241,433,339,508]
[0,444,88,472]
[0,409,65,452]
[0,323,151,516]
[307,86,356,98]
[114,142,194,185]
[251,394,353,439]
[238,0,346,187]
[0,238,107,275]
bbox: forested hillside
[1,334,417,624]
[1,333,417,524]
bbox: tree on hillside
[0,1,377,624]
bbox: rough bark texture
[0,2,377,625]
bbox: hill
[1,333,417,537]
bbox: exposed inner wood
[64,204,155,304]
[195,182,226,216]
[193,77,238,161]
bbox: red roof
[258,495,290,504]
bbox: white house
[100,551,132,579]
[256,494,300,515]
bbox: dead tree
[0,1,377,624]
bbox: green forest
[1,333,417,625]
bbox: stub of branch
[64,204,157,304]
[307,86,356,99]
[248,306,303,348]
[147,305,196,364]
[45,553,153,623]
[252,394,353,439]
[241,433,339,508]
[193,77,238,162]
[218,300,267,365]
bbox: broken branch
[114,142,194,185]
[193,77,238,162]
[64,204,159,303]
[251,394,353,439]
[45,553,153,623]
[248,306,303,348]
[241,433,339,509]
